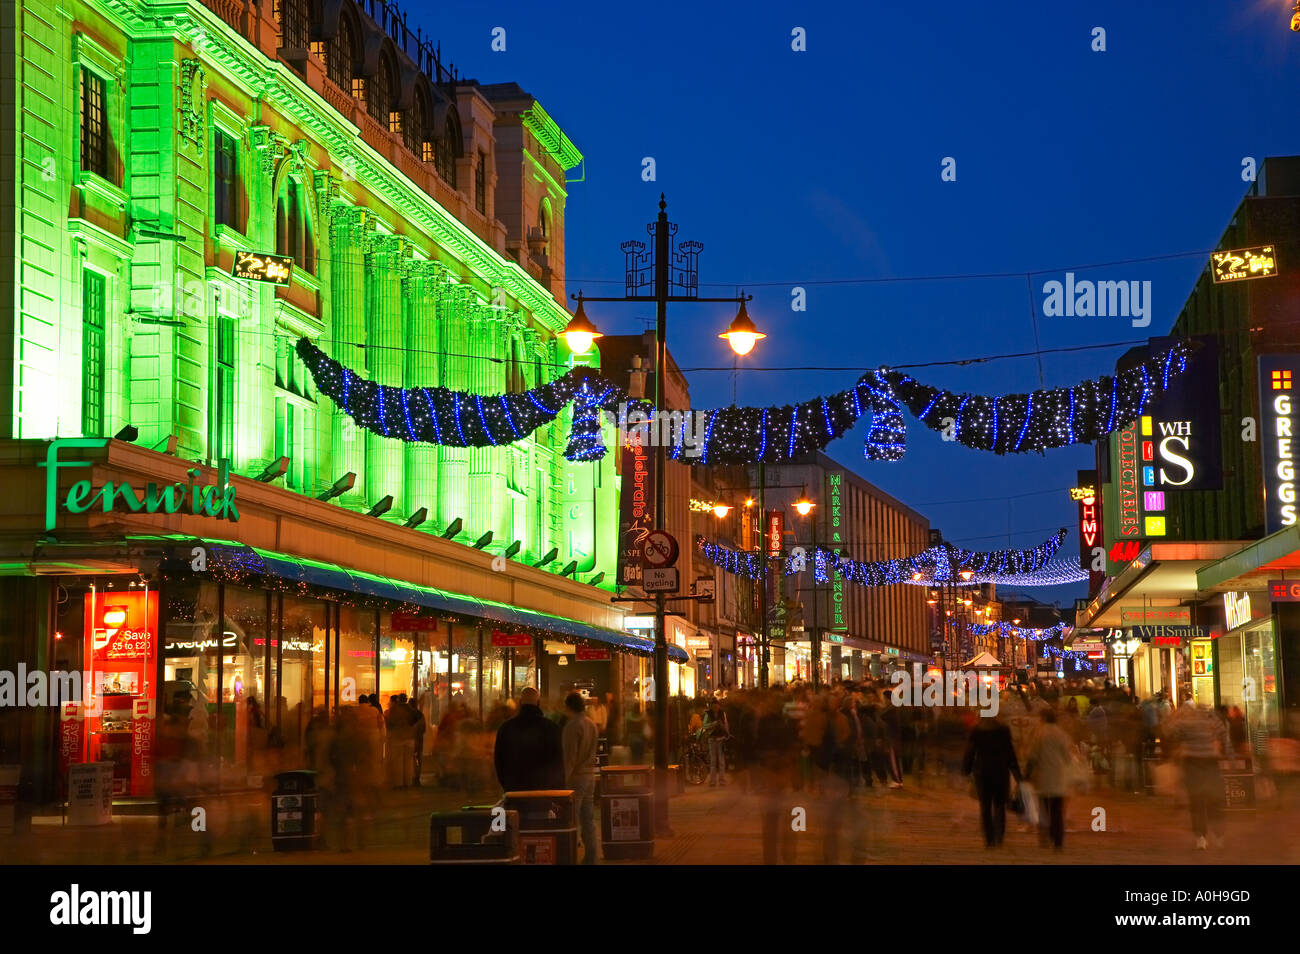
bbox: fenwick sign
[39,438,240,532]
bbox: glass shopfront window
[222,586,269,777]
[162,579,220,769]
[453,626,482,717]
[279,596,327,755]
[379,611,415,708]
[340,606,378,704]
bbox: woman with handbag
[1025,708,1075,850]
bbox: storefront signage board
[1259,355,1300,534]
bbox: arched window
[326,14,356,90]
[276,0,309,50]
[404,89,427,156]
[435,111,460,188]
[276,178,315,276]
[369,53,393,125]
[538,197,551,239]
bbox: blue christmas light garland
[697,529,1069,587]
[297,337,1191,465]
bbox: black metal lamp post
[571,196,759,835]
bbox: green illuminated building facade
[0,0,619,580]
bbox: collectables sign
[575,647,610,662]
[1211,245,1276,283]
[232,250,293,285]
[1259,355,1300,534]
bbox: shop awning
[1196,525,1300,592]
[124,536,687,663]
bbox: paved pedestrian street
[9,776,1296,866]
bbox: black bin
[430,808,520,864]
[599,766,654,860]
[503,790,577,865]
[271,770,319,851]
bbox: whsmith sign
[39,439,240,532]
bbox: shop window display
[339,605,378,703]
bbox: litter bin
[430,808,520,864]
[503,790,577,864]
[599,765,654,860]
[271,770,319,851]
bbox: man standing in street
[493,687,565,792]
[563,691,600,864]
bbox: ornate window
[276,178,315,275]
[79,68,109,180]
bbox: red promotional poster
[131,698,155,797]
[491,631,532,648]
[576,647,610,661]
[86,590,158,662]
[391,612,439,632]
[58,703,83,776]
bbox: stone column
[403,260,444,522]
[365,234,410,516]
[436,283,475,529]
[328,205,373,506]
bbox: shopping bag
[1009,784,1025,815]
[1020,780,1039,826]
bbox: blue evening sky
[420,0,1300,607]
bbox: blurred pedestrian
[703,698,731,786]
[493,687,565,792]
[562,691,599,864]
[962,712,1021,848]
[1025,708,1073,850]
[1168,700,1231,849]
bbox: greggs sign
[39,439,240,532]
[1260,356,1300,534]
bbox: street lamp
[559,296,602,355]
[578,196,753,834]
[711,502,733,518]
[793,489,815,517]
[719,298,765,356]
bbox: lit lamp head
[744,497,755,508]
[711,502,733,518]
[719,299,765,357]
[560,297,602,355]
[1012,618,1021,626]
[793,488,815,517]
[960,569,974,582]
[102,605,128,637]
